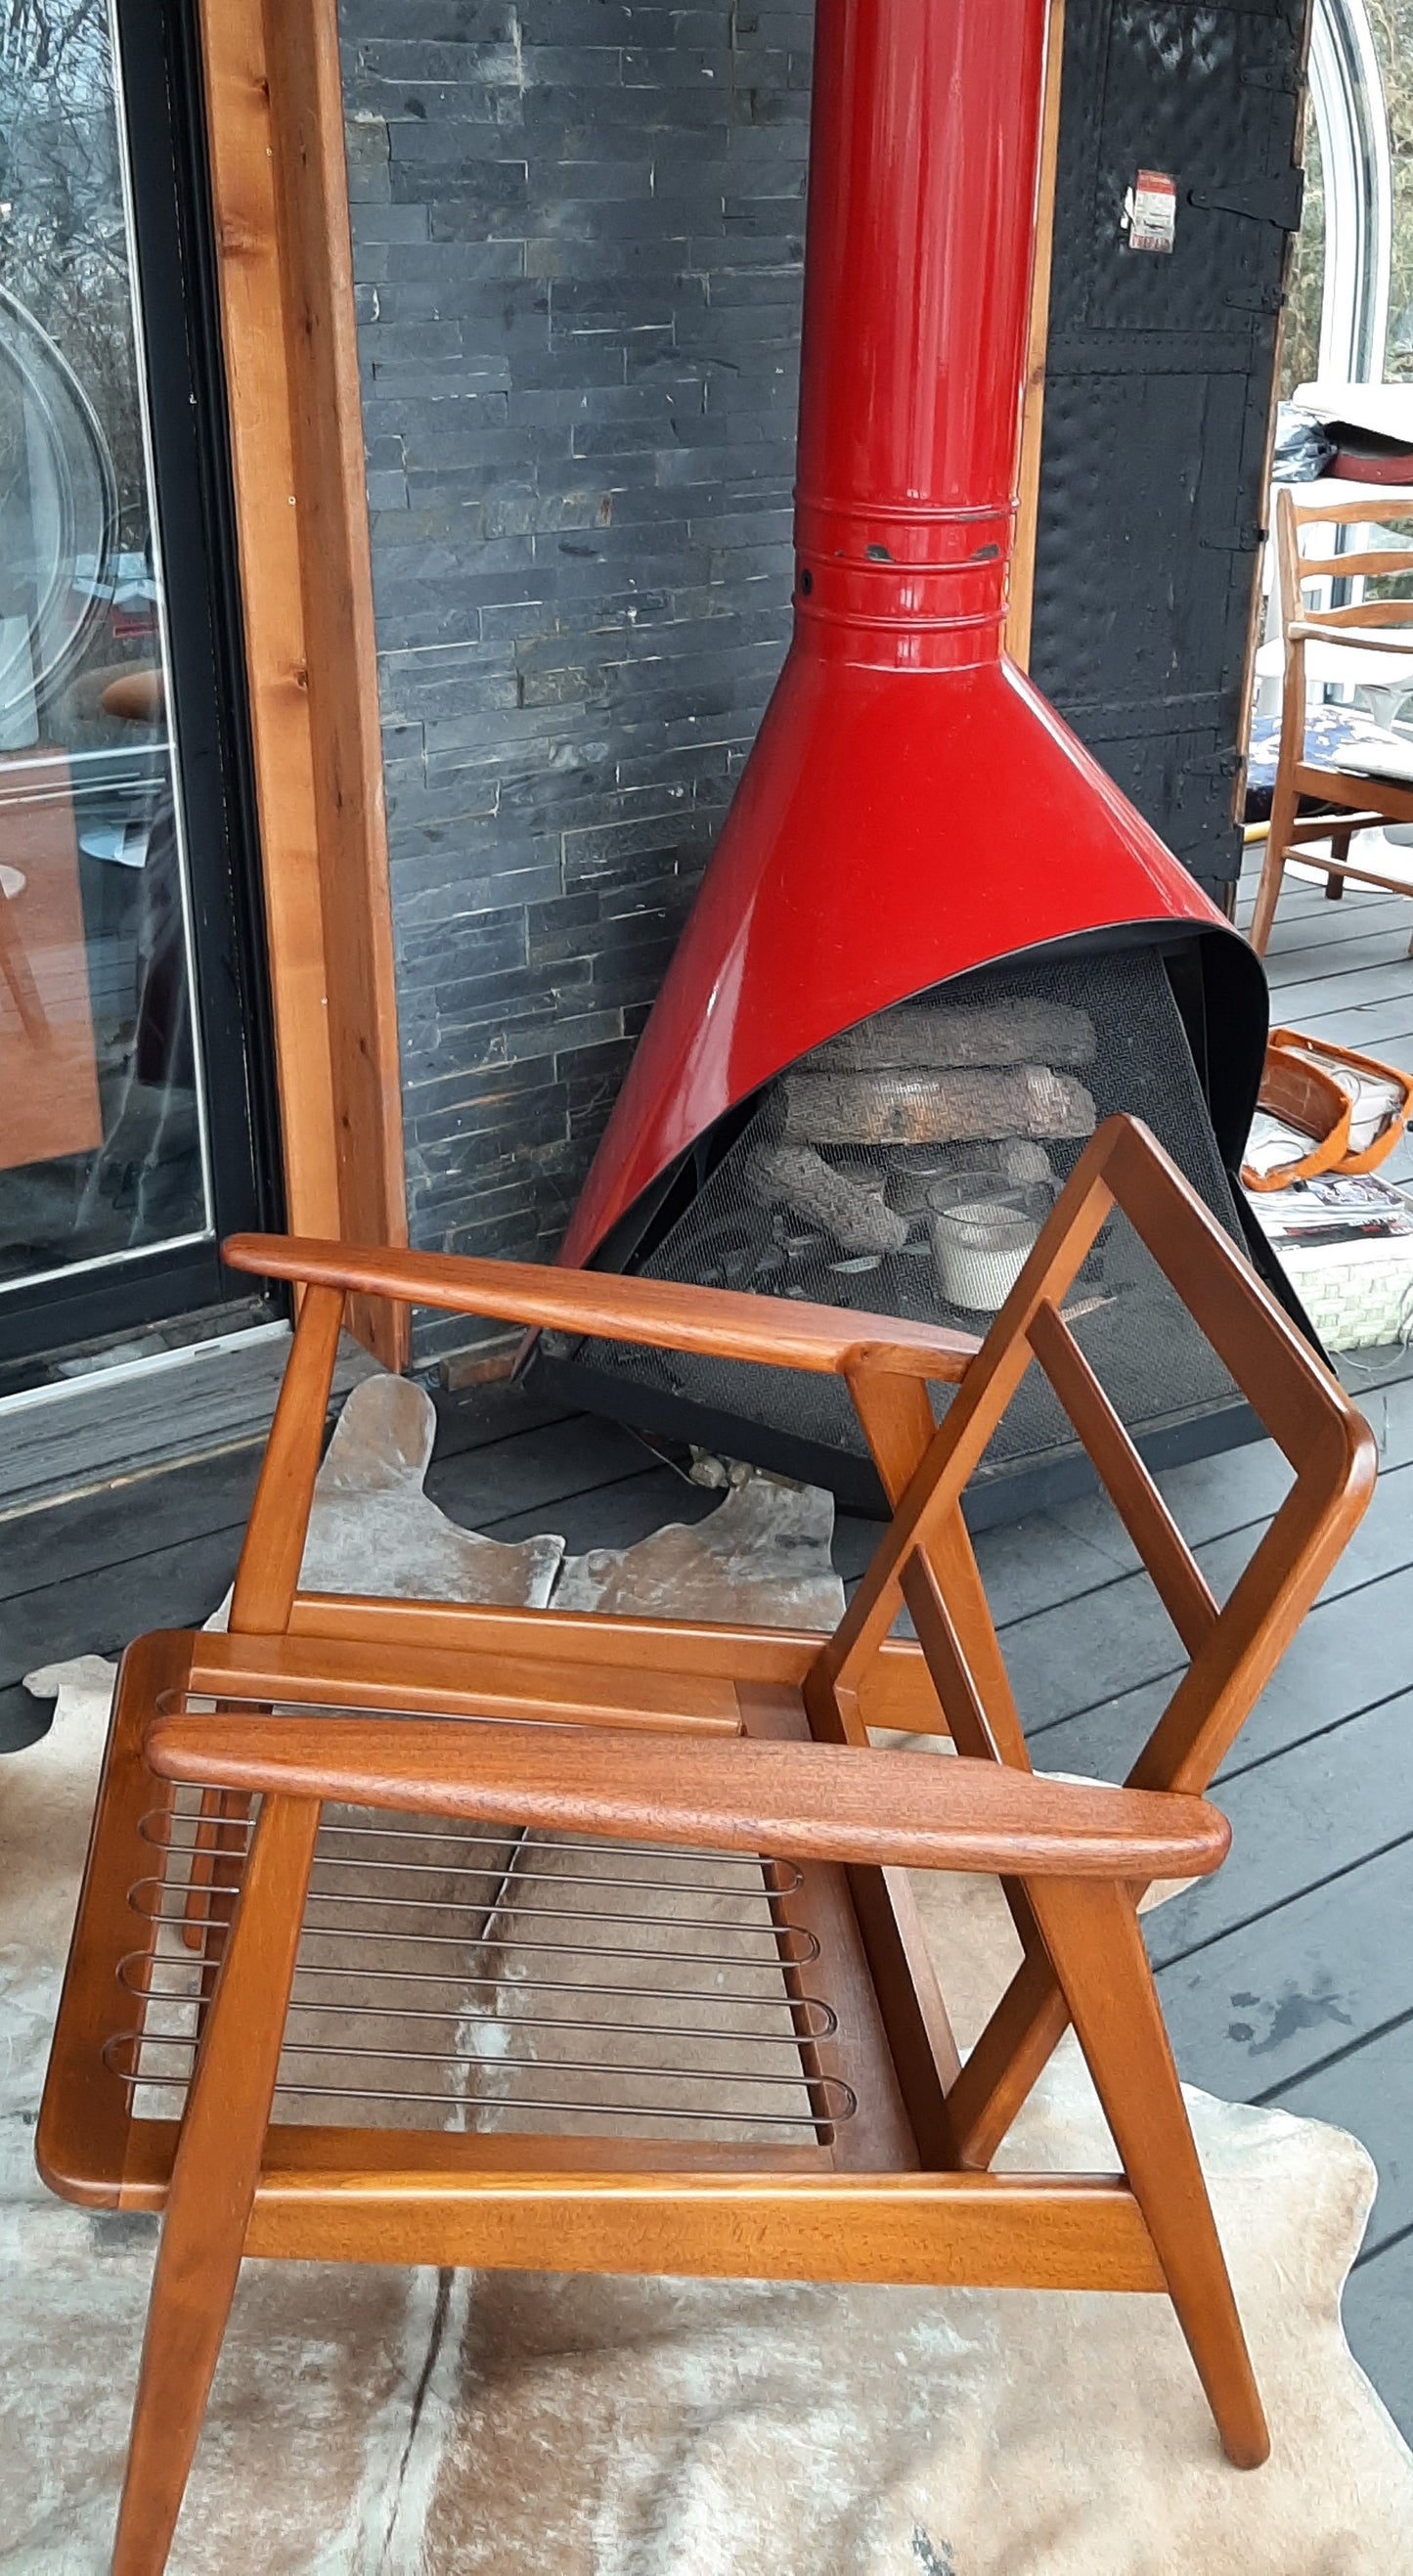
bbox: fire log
[745,1143,909,1254]
[991,1136,1053,1183]
[782,1066,1096,1148]
[810,999,1096,1072]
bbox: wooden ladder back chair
[37,1116,1375,2575]
[1250,483,1413,955]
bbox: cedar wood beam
[197,0,407,1366]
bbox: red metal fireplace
[542,0,1283,1514]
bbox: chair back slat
[1289,495,1413,528]
[1126,1467,1358,1796]
[818,1118,1377,1801]
[1100,1122,1350,1461]
[1301,599,1413,628]
[1027,1297,1218,1658]
[1297,553,1413,586]
[1252,488,1413,949]
[814,1189,1103,1721]
[900,1553,1017,1767]
[1278,487,1413,637]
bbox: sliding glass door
[0,0,276,1368]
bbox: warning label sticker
[1124,168,1177,254]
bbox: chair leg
[1249,743,1311,956]
[1026,1876,1268,2469]
[1249,808,1293,957]
[110,1794,319,2576]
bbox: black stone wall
[337,2,811,1361]
[337,0,1299,1367]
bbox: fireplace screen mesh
[565,948,1246,1487]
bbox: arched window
[1311,0,1391,379]
[1284,0,1391,391]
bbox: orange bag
[1241,1044,1351,1193]
[1268,1029,1413,1177]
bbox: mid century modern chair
[1249,485,1413,955]
[39,1117,1376,2573]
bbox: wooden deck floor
[2,862,1411,2445]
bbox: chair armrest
[221,1233,980,1382]
[145,1711,1230,1881]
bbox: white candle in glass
[930,1196,1039,1311]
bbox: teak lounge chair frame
[38,1117,1376,2573]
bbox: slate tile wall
[336,1,813,1360]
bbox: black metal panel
[1031,0,1308,902]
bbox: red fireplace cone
[561,0,1265,1268]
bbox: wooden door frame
[197,0,407,1367]
[1007,0,1066,670]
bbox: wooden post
[197,0,407,1366]
[1006,0,1066,669]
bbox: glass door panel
[0,0,272,1357]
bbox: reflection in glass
[0,2,210,1296]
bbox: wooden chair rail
[284,1592,950,1732]
[182,1625,745,1737]
[96,2120,833,2211]
[196,0,407,1366]
[144,1710,1231,1882]
[239,2166,1166,2293]
[1284,809,1393,840]
[1291,763,1413,815]
[221,1231,981,1383]
[1096,1124,1369,1470]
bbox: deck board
[0,1327,378,1519]
[1277,2022,1413,2254]
[1157,1839,1413,2103]
[1148,1691,1413,1966]
[0,1443,262,1609]
[1341,2239,1413,2426]
[1032,1556,1413,1785]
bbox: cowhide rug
[2,1379,1411,2573]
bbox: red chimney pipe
[561,0,1265,1268]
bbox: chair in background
[38,1117,1377,2573]
[0,863,48,1043]
[1249,486,1413,955]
